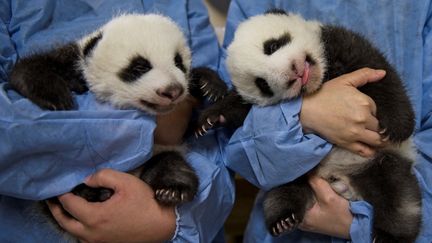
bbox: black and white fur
[196,10,421,242]
[10,13,225,228]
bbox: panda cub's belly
[316,139,416,200]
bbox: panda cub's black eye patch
[118,55,152,82]
[174,53,186,73]
[263,33,291,55]
[255,78,274,97]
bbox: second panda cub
[10,14,225,206]
[196,10,421,243]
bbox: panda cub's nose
[156,84,184,102]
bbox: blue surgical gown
[220,0,432,242]
[0,0,234,242]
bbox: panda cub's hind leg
[263,176,315,236]
[140,151,199,206]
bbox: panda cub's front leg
[189,67,229,102]
[9,43,85,110]
[263,176,315,236]
[140,149,199,206]
[196,90,252,136]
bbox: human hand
[154,95,199,145]
[300,68,387,157]
[299,176,353,239]
[47,169,176,243]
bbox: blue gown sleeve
[226,100,332,190]
[170,1,235,242]
[0,0,15,83]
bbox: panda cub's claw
[270,213,300,236]
[200,80,226,102]
[195,115,225,137]
[155,188,192,205]
[189,67,228,102]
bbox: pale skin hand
[300,68,387,157]
[299,176,353,239]
[299,68,387,238]
[47,169,176,243]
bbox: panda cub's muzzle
[141,83,185,113]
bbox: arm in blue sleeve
[225,99,332,190]
[168,2,235,242]
[172,132,235,242]
[0,0,15,83]
[0,85,155,200]
[186,0,220,70]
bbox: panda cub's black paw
[189,67,228,102]
[154,187,194,205]
[263,181,314,237]
[195,90,251,136]
[195,105,227,137]
[264,202,303,236]
[151,164,198,206]
[31,89,75,111]
[140,151,199,206]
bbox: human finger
[57,193,98,224]
[360,93,377,117]
[364,115,379,132]
[298,202,320,231]
[337,68,386,88]
[84,169,127,190]
[46,200,87,238]
[346,142,376,157]
[308,176,337,203]
[357,129,384,147]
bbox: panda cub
[10,14,224,207]
[196,10,421,242]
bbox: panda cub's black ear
[83,32,103,58]
[265,8,289,15]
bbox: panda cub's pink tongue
[301,61,310,85]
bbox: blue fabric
[221,0,432,242]
[0,0,234,242]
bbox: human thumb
[84,169,125,190]
[338,68,386,88]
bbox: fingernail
[375,70,386,76]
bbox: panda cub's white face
[227,12,327,106]
[79,14,191,114]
